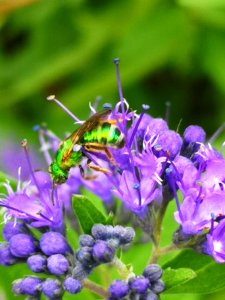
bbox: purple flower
[173,144,225,235]
[0,168,64,231]
[113,170,162,214]
[204,219,225,263]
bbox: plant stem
[150,243,178,263]
[111,256,135,280]
[150,200,169,263]
[82,279,108,298]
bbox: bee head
[49,162,68,184]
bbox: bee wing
[62,109,111,161]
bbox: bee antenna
[46,95,81,123]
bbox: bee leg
[79,165,97,180]
[104,147,119,167]
[87,159,112,174]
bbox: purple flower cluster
[108,264,164,300]
[169,135,225,262]
[73,224,135,280]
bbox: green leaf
[163,267,196,290]
[163,249,225,294]
[105,212,114,226]
[72,194,107,234]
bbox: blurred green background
[0,0,225,299]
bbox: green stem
[150,201,169,263]
[111,256,135,280]
[150,243,179,263]
[82,279,108,298]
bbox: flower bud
[145,290,159,300]
[91,224,109,240]
[40,232,70,256]
[42,279,63,299]
[47,254,69,275]
[129,276,149,294]
[13,277,42,296]
[109,280,129,298]
[92,241,115,263]
[27,254,46,273]
[79,234,95,247]
[183,125,206,145]
[76,246,95,266]
[114,226,135,245]
[151,279,165,293]
[3,222,26,241]
[9,234,36,258]
[63,277,82,294]
[143,264,163,282]
[0,242,17,266]
[154,130,182,159]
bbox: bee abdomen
[81,122,124,148]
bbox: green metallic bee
[49,109,125,184]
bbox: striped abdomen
[80,122,125,148]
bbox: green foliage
[72,194,110,234]
[163,249,225,294]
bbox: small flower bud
[114,226,135,245]
[91,224,108,240]
[79,234,95,247]
[42,279,63,299]
[13,277,42,296]
[145,290,159,300]
[143,264,163,282]
[40,232,70,256]
[92,241,115,263]
[129,276,149,294]
[72,261,92,280]
[3,222,26,241]
[13,279,23,295]
[106,238,120,250]
[27,254,46,273]
[63,277,82,294]
[47,254,69,275]
[76,246,95,267]
[154,130,182,159]
[9,234,36,258]
[0,242,17,266]
[147,118,168,136]
[151,280,165,294]
[109,280,129,298]
[183,125,206,145]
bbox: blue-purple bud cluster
[108,264,164,300]
[0,224,83,299]
[73,224,135,280]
